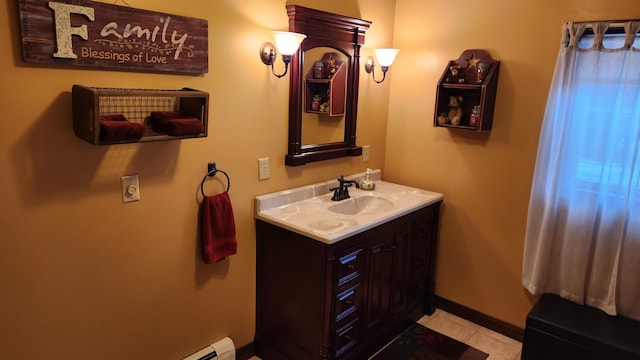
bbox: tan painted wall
[386,0,640,329]
[3,0,639,358]
[0,0,394,359]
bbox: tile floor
[249,309,522,360]
[418,309,522,360]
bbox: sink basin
[327,195,395,215]
[309,219,358,231]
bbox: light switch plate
[258,157,270,180]
[362,145,370,162]
[121,175,140,203]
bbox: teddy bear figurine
[437,95,464,125]
[445,64,465,84]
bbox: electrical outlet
[121,175,140,203]
[362,145,370,162]
[258,157,270,180]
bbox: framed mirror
[284,6,371,166]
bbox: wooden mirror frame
[284,6,371,166]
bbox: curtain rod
[569,19,639,26]
[570,20,639,35]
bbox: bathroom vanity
[254,173,443,360]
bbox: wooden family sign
[18,0,208,74]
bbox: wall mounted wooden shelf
[434,49,500,132]
[72,85,209,145]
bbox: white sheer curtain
[523,21,640,321]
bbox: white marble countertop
[255,170,444,244]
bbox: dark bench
[522,293,640,360]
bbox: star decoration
[467,52,480,68]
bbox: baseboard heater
[183,337,235,360]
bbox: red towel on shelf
[200,192,237,263]
[100,114,128,122]
[150,111,183,119]
[99,114,146,141]
[149,111,204,136]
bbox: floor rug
[370,323,489,360]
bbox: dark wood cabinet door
[364,232,393,333]
[389,226,412,317]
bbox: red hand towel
[150,111,183,119]
[100,117,146,142]
[152,118,204,136]
[149,111,203,136]
[200,192,237,263]
[100,114,128,122]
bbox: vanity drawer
[336,248,364,287]
[335,284,361,322]
[334,318,359,359]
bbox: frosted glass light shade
[271,31,307,56]
[374,48,400,67]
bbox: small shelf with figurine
[434,49,500,132]
[304,52,346,117]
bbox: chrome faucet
[330,176,357,201]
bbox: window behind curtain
[574,34,640,196]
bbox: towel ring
[200,162,230,197]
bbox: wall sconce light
[259,31,307,78]
[364,48,400,83]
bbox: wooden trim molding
[433,296,525,342]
